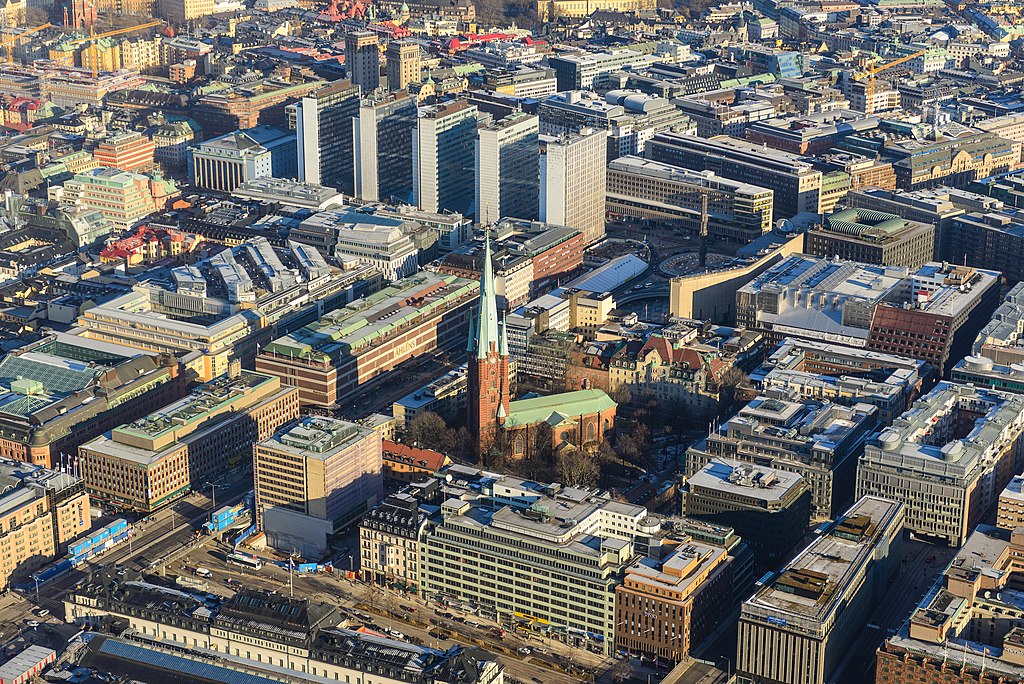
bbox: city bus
[227,552,263,571]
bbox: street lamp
[204,482,222,512]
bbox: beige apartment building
[254,416,382,557]
[997,474,1024,531]
[857,382,1024,546]
[606,156,774,244]
[567,289,616,340]
[161,0,213,24]
[386,41,421,92]
[79,367,299,512]
[359,492,427,588]
[64,580,504,684]
[540,129,607,245]
[0,460,90,592]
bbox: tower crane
[852,49,927,114]
[2,24,53,64]
[61,20,163,78]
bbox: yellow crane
[2,23,52,64]
[62,20,163,78]
[852,49,927,114]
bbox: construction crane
[2,23,52,64]
[852,49,927,114]
[62,20,162,78]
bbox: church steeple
[466,230,510,461]
[471,233,501,359]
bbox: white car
[517,647,531,655]
[26,620,39,628]
[388,629,405,639]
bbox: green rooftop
[263,273,476,365]
[504,389,617,429]
[824,207,912,243]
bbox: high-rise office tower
[294,81,361,195]
[345,30,380,93]
[539,128,607,244]
[386,40,421,92]
[354,90,418,203]
[413,100,478,216]
[475,113,540,225]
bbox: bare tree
[405,412,456,453]
[556,450,600,488]
[617,434,641,463]
[609,384,633,406]
[718,367,753,417]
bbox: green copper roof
[470,234,500,360]
[503,390,616,429]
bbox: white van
[195,567,212,578]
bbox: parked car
[518,647,532,655]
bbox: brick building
[466,236,511,455]
[615,535,734,663]
[866,264,1001,375]
[256,273,477,409]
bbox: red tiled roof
[673,347,703,369]
[382,440,449,471]
[640,336,673,363]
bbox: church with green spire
[467,233,617,460]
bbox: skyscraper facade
[354,90,418,203]
[540,128,607,244]
[345,30,380,93]
[476,112,540,225]
[295,81,361,195]
[413,100,478,216]
[386,40,421,92]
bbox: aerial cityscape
[0,0,1022,682]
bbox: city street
[835,534,956,684]
[2,471,623,684]
[10,473,253,623]
[170,540,612,684]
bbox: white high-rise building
[539,128,607,244]
[475,113,540,225]
[413,101,478,216]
